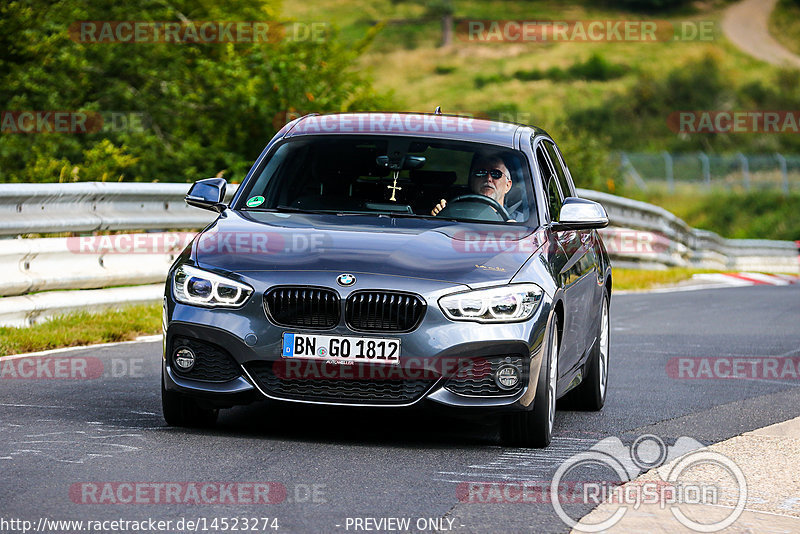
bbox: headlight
[438,284,543,323]
[173,265,253,308]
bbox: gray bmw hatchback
[162,112,612,447]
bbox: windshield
[237,136,536,225]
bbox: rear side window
[535,145,562,221]
[544,141,574,198]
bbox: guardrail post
[662,151,674,192]
[619,152,648,190]
[797,241,800,268]
[796,240,800,270]
[737,153,750,191]
[698,152,710,189]
[776,153,789,195]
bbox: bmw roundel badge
[337,273,356,286]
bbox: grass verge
[630,190,800,240]
[612,268,718,291]
[0,303,161,356]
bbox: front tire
[162,374,219,428]
[566,294,609,411]
[501,315,559,448]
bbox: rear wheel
[501,315,559,448]
[161,374,219,428]
[566,294,609,411]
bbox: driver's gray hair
[471,152,511,179]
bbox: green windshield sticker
[246,196,265,208]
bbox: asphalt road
[1,285,799,534]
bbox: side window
[544,141,574,198]
[535,145,563,221]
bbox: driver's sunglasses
[473,169,508,180]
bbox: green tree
[0,0,390,183]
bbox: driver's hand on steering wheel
[431,199,447,216]
[431,197,516,221]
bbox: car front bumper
[163,274,553,412]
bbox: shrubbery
[476,53,628,88]
[0,0,390,183]
[566,54,800,153]
[513,54,628,82]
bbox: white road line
[0,334,162,360]
[0,403,64,409]
[434,437,598,483]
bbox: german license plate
[281,333,400,364]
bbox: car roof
[282,112,549,148]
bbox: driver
[431,154,520,221]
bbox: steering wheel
[445,194,511,221]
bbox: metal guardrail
[0,182,232,236]
[578,189,799,272]
[0,183,796,327]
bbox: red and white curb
[617,272,800,295]
[693,272,800,287]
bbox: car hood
[193,210,546,286]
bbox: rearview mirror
[553,197,608,231]
[185,177,227,213]
[376,154,426,171]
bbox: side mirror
[185,177,227,213]
[553,197,608,231]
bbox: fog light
[174,347,195,371]
[495,364,520,390]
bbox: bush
[566,53,800,153]
[566,54,732,151]
[474,73,504,88]
[512,54,628,83]
[434,65,457,75]
[566,53,628,81]
[0,0,391,183]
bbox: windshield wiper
[246,206,334,215]
[374,212,436,219]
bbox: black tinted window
[536,145,562,221]
[240,136,536,225]
[544,141,574,197]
